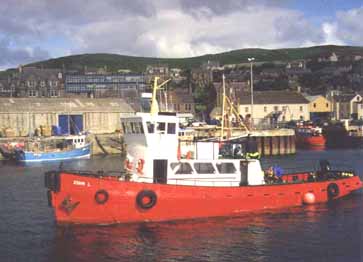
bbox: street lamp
[248,57,255,129]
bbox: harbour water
[0,150,362,262]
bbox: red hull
[46,172,362,225]
[296,135,326,149]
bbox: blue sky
[0,0,363,69]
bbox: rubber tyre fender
[95,189,109,205]
[136,190,157,210]
[327,183,339,199]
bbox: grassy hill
[5,45,363,74]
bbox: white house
[236,91,310,126]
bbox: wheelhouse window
[194,163,215,174]
[130,122,136,133]
[157,122,166,133]
[167,123,176,134]
[216,163,236,174]
[138,122,144,134]
[171,162,193,174]
[147,122,155,133]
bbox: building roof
[0,98,135,113]
[334,94,359,103]
[19,67,62,79]
[305,95,322,102]
[238,91,309,105]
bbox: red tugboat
[44,79,362,225]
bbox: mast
[221,74,226,140]
[150,77,171,116]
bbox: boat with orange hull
[45,169,362,225]
[296,126,326,149]
[44,77,362,225]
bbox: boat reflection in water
[51,196,362,262]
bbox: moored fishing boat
[15,134,91,162]
[44,78,362,225]
[296,125,326,149]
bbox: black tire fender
[95,189,109,205]
[136,190,157,210]
[327,183,339,199]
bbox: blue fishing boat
[14,135,91,162]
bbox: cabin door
[153,159,168,184]
[240,161,248,186]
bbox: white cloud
[334,6,363,44]
[321,22,345,45]
[0,0,363,67]
[71,5,325,58]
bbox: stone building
[0,98,134,136]
[145,65,169,83]
[12,66,64,97]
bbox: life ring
[136,190,157,210]
[124,159,133,172]
[95,189,109,205]
[136,159,145,174]
[327,183,339,199]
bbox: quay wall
[195,128,296,156]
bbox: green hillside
[8,45,363,73]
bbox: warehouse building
[0,98,134,136]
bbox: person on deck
[265,165,284,183]
[245,135,260,159]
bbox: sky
[0,0,363,69]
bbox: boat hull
[46,172,362,225]
[296,135,326,149]
[15,143,91,162]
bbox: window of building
[185,104,188,111]
[313,103,316,108]
[245,107,249,113]
[216,163,236,174]
[50,90,58,97]
[274,106,279,111]
[194,163,215,174]
[167,123,176,134]
[299,106,303,112]
[28,90,37,97]
[146,122,155,133]
[282,106,287,111]
[326,103,329,108]
[264,106,267,112]
[172,162,193,174]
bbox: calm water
[0,150,362,262]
